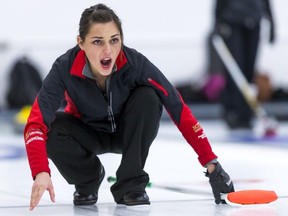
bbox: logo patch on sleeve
[192,122,202,133]
[198,132,207,139]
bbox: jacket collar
[70,49,127,78]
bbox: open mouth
[100,58,112,68]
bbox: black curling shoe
[117,191,150,206]
[73,191,98,206]
[73,166,105,206]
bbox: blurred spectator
[6,56,42,109]
[213,0,276,129]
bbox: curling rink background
[1,0,288,215]
[1,112,288,216]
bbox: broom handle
[107,176,211,196]
[211,34,268,119]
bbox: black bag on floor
[6,57,43,108]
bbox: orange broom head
[227,190,278,205]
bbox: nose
[103,43,112,55]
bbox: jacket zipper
[105,76,116,132]
[107,92,116,132]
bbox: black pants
[46,87,163,202]
[220,23,260,125]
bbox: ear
[77,35,84,50]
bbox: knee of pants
[46,121,71,158]
[129,86,163,113]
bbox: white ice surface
[1,119,288,215]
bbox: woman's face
[77,21,122,77]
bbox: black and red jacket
[24,45,217,178]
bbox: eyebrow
[91,34,120,39]
[111,34,120,38]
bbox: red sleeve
[146,75,217,166]
[176,100,218,166]
[24,97,50,179]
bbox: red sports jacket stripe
[24,97,50,178]
[64,91,81,118]
[177,96,217,166]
